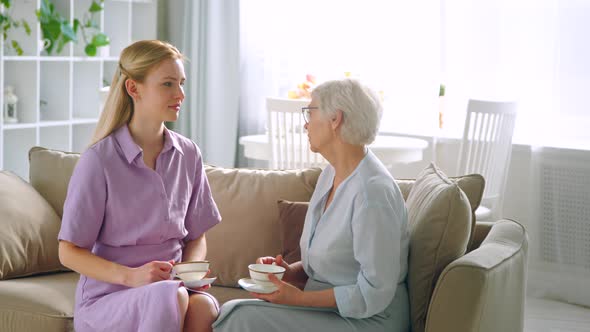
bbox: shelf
[3,56,38,62]
[40,61,70,121]
[1,0,157,174]
[4,61,38,123]
[73,62,101,118]
[39,120,73,127]
[2,122,38,130]
[73,123,97,153]
[72,118,99,125]
[40,125,70,152]
[2,1,38,57]
[2,128,36,180]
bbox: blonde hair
[90,40,185,146]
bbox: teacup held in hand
[172,260,209,280]
[248,263,285,287]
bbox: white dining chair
[456,99,518,221]
[266,97,327,169]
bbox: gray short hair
[311,78,382,145]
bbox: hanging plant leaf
[22,19,31,35]
[73,18,80,34]
[11,40,23,56]
[61,21,77,42]
[85,43,97,56]
[92,33,109,47]
[89,1,103,13]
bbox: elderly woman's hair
[311,78,383,145]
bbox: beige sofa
[0,147,528,332]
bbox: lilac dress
[58,125,221,332]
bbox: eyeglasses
[301,107,318,124]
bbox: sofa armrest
[425,219,528,332]
[467,221,495,252]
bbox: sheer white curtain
[237,0,441,167]
[443,0,590,147]
[171,0,240,167]
[443,0,590,307]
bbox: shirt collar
[163,125,184,156]
[114,124,184,164]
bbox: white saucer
[182,277,217,289]
[238,278,277,294]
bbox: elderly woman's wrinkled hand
[249,273,304,306]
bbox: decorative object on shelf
[438,83,445,129]
[0,0,32,56]
[288,74,316,99]
[36,0,77,55]
[74,0,110,56]
[37,38,50,52]
[3,86,18,123]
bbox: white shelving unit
[1,0,157,180]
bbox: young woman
[213,79,410,332]
[58,40,221,332]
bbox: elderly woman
[212,78,410,332]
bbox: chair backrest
[456,99,518,218]
[266,97,327,169]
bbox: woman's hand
[184,269,213,292]
[256,255,294,281]
[250,273,304,306]
[126,260,174,287]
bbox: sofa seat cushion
[406,163,473,332]
[0,272,77,332]
[0,171,66,280]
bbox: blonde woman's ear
[125,79,140,101]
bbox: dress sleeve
[184,143,221,242]
[333,190,404,319]
[58,149,107,250]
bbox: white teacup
[172,261,209,278]
[248,263,285,287]
[176,271,207,282]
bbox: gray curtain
[160,0,240,167]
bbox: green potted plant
[36,0,109,56]
[36,0,77,55]
[74,0,109,56]
[0,0,32,55]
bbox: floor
[525,296,590,332]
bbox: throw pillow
[398,174,485,249]
[0,171,65,279]
[29,146,80,218]
[204,166,321,287]
[406,163,472,332]
[277,200,309,263]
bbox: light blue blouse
[300,150,409,319]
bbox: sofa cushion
[0,171,65,280]
[0,272,77,331]
[204,166,321,287]
[399,174,484,248]
[29,147,80,218]
[277,200,309,263]
[406,163,473,332]
[271,174,483,268]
